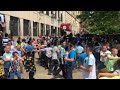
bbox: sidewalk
[21,60,83,79]
[21,53,83,79]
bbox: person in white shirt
[7,41,15,54]
[75,42,84,69]
[98,45,111,72]
[80,45,96,79]
[100,45,111,62]
[49,41,59,75]
[41,43,52,70]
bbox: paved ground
[21,53,83,79]
[21,61,83,79]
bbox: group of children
[0,36,36,79]
[97,43,120,79]
[98,60,120,79]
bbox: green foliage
[77,11,120,35]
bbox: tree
[77,11,120,35]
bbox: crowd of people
[0,31,120,79]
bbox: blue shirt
[67,49,76,65]
[2,52,12,68]
[75,46,84,54]
[79,53,88,64]
[25,44,34,54]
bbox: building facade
[63,11,81,35]
[0,11,80,38]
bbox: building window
[58,28,60,36]
[41,23,44,36]
[46,11,49,16]
[46,25,50,36]
[23,19,30,36]
[51,27,57,35]
[10,16,19,36]
[51,26,54,35]
[38,23,39,36]
[41,11,44,13]
[33,22,39,36]
[55,11,57,19]
[55,27,57,35]
[51,11,53,14]
[58,11,60,18]
[61,13,63,22]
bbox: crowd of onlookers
[0,30,120,79]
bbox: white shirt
[45,47,52,58]
[11,45,15,53]
[100,50,111,62]
[83,54,96,79]
[75,46,84,54]
[52,46,59,60]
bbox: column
[53,11,55,14]
[49,26,51,36]
[39,23,41,36]
[49,11,51,17]
[62,11,65,23]
[56,11,59,36]
[20,18,23,38]
[44,11,46,14]
[5,15,10,34]
[56,27,58,36]
[56,11,58,20]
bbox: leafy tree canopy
[77,11,120,35]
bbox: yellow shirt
[0,60,4,76]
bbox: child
[98,60,120,79]
[2,45,13,79]
[62,46,69,79]
[13,44,26,73]
[24,52,36,79]
[64,46,69,64]
[0,57,4,79]
[41,43,52,69]
[9,52,24,79]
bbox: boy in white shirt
[80,45,96,79]
[98,45,111,72]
